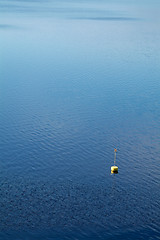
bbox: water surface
[0,0,160,239]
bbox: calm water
[0,0,160,239]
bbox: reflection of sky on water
[72,17,138,21]
[0,0,141,20]
[0,24,15,28]
[0,0,160,31]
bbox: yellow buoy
[111,165,118,173]
[111,148,118,173]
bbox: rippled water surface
[0,0,160,239]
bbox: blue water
[0,0,160,239]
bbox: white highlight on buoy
[111,148,118,173]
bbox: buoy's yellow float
[111,148,118,173]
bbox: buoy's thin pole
[114,148,117,166]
